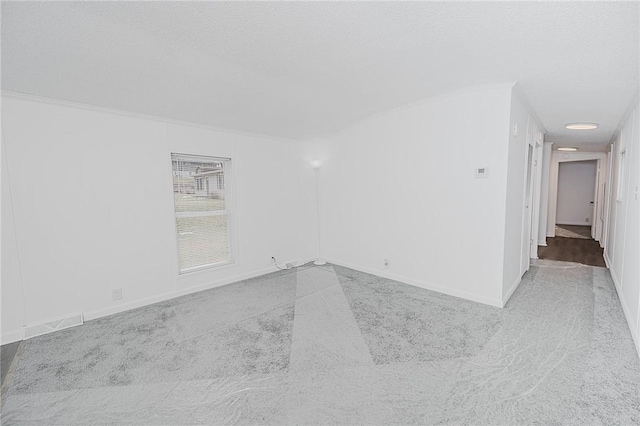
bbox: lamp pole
[311,160,326,266]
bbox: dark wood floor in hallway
[539,235,606,267]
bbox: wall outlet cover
[112,288,123,301]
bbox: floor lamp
[310,160,326,266]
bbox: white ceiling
[2,2,638,148]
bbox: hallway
[539,227,606,267]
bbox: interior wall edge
[502,275,523,306]
[325,258,504,309]
[1,128,29,344]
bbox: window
[171,153,233,273]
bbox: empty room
[1,1,639,424]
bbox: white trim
[609,265,640,357]
[2,256,314,342]
[1,91,299,145]
[171,153,234,274]
[538,142,554,246]
[556,221,594,226]
[24,313,84,340]
[175,210,227,218]
[178,260,235,275]
[502,275,522,306]
[325,258,504,308]
[547,152,606,238]
[84,257,312,322]
[1,329,25,345]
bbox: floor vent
[24,313,84,339]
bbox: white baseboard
[502,275,522,306]
[325,258,503,308]
[3,257,314,344]
[1,329,24,345]
[84,257,312,322]
[608,264,640,358]
[24,313,84,340]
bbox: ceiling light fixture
[310,160,323,169]
[565,122,599,130]
[557,147,578,152]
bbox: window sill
[177,260,236,277]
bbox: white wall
[556,160,597,225]
[537,142,554,246]
[605,98,640,355]
[304,84,515,307]
[1,136,27,343]
[502,87,545,301]
[1,95,312,343]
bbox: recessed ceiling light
[557,147,578,151]
[565,122,599,130]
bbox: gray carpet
[1,342,20,386]
[2,263,639,424]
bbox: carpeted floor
[0,342,20,386]
[2,263,639,424]
[539,236,606,267]
[555,224,592,239]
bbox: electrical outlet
[384,258,389,268]
[112,288,123,301]
[586,218,590,223]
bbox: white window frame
[171,153,235,274]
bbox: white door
[521,144,535,275]
[591,161,600,240]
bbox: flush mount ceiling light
[557,147,578,151]
[565,122,599,130]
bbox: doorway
[555,160,597,239]
[545,152,607,245]
[541,156,607,267]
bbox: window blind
[171,153,233,273]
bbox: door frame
[546,151,607,241]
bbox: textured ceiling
[2,2,638,148]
